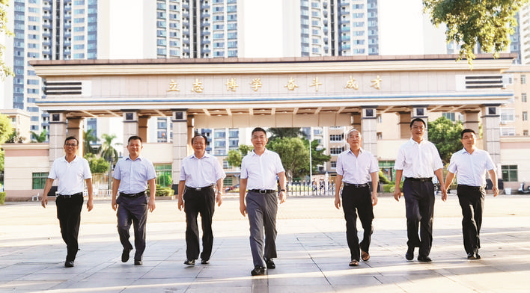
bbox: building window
[223,160,230,169]
[523,93,527,102]
[330,147,344,155]
[32,172,49,189]
[442,112,456,122]
[523,112,528,121]
[500,108,515,122]
[500,127,516,136]
[330,134,344,142]
[155,164,172,187]
[501,165,518,182]
[223,177,232,186]
[524,130,529,136]
[330,161,337,169]
[157,130,167,142]
[522,75,526,84]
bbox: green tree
[84,153,110,174]
[1,0,15,80]
[423,0,529,66]
[0,114,13,145]
[0,149,4,172]
[428,116,464,164]
[99,134,121,164]
[6,130,25,143]
[226,144,253,168]
[83,129,99,156]
[267,127,304,141]
[300,139,331,175]
[267,137,309,180]
[30,130,47,143]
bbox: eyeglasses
[65,143,78,147]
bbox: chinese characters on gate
[167,76,383,93]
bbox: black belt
[57,192,83,198]
[344,183,369,188]
[186,185,214,191]
[119,191,146,198]
[249,189,276,194]
[458,184,484,191]
[405,177,432,182]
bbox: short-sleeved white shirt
[394,138,443,178]
[336,148,379,184]
[179,153,226,188]
[241,149,285,190]
[113,155,156,194]
[48,156,92,195]
[448,148,495,186]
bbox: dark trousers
[246,191,278,267]
[184,187,216,261]
[341,185,374,261]
[116,195,148,261]
[56,193,84,262]
[403,179,435,257]
[457,185,485,254]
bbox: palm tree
[30,130,47,143]
[83,129,99,156]
[99,134,121,164]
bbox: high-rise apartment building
[8,0,98,134]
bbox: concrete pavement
[1,194,530,292]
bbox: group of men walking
[41,119,498,276]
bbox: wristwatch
[280,189,286,192]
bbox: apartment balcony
[183,3,189,9]
[341,27,350,32]
[64,41,71,46]
[202,39,210,44]
[340,2,349,7]
[64,32,71,38]
[43,13,52,20]
[202,48,211,54]
[42,31,51,38]
[42,48,51,56]
[183,48,190,53]
[183,12,189,18]
[339,44,351,51]
[43,23,52,29]
[64,5,71,12]
[201,22,210,28]
[201,4,210,9]
[43,41,51,47]
[201,30,211,36]
[183,39,190,44]
[341,36,350,41]
[64,23,71,29]
[201,13,210,19]
[64,14,71,20]
[339,19,350,25]
[183,29,190,35]
[64,49,71,54]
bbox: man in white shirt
[112,136,156,266]
[444,129,498,260]
[239,127,287,276]
[41,136,93,268]
[178,134,225,266]
[393,118,447,262]
[334,129,379,267]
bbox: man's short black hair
[461,129,476,139]
[251,127,267,136]
[191,134,208,145]
[128,135,143,144]
[409,118,426,128]
[64,136,78,145]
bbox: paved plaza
[1,194,530,293]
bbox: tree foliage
[84,153,110,174]
[30,130,47,143]
[6,130,25,143]
[0,114,13,145]
[226,144,253,168]
[83,129,99,156]
[300,139,331,175]
[0,0,15,81]
[100,133,121,163]
[267,127,304,142]
[428,116,464,164]
[267,137,309,180]
[423,0,529,66]
[0,149,4,172]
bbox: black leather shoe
[64,261,74,268]
[122,248,131,263]
[406,247,414,260]
[184,259,195,266]
[265,258,275,269]
[467,252,475,259]
[201,259,209,264]
[251,265,266,276]
[134,260,142,265]
[475,252,481,259]
[417,255,432,262]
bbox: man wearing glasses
[42,136,94,268]
[112,136,156,266]
[393,118,447,262]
